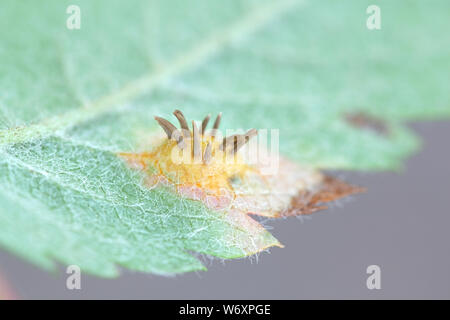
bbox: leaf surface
[0,0,449,275]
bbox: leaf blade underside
[0,0,449,276]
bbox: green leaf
[0,0,448,276]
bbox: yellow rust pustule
[130,110,258,194]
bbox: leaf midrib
[0,0,302,147]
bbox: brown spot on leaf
[345,112,389,136]
[282,176,366,216]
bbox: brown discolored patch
[345,112,389,136]
[282,176,366,216]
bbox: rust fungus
[119,110,259,210]
[345,111,389,136]
[119,110,365,220]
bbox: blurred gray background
[1,121,449,299]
